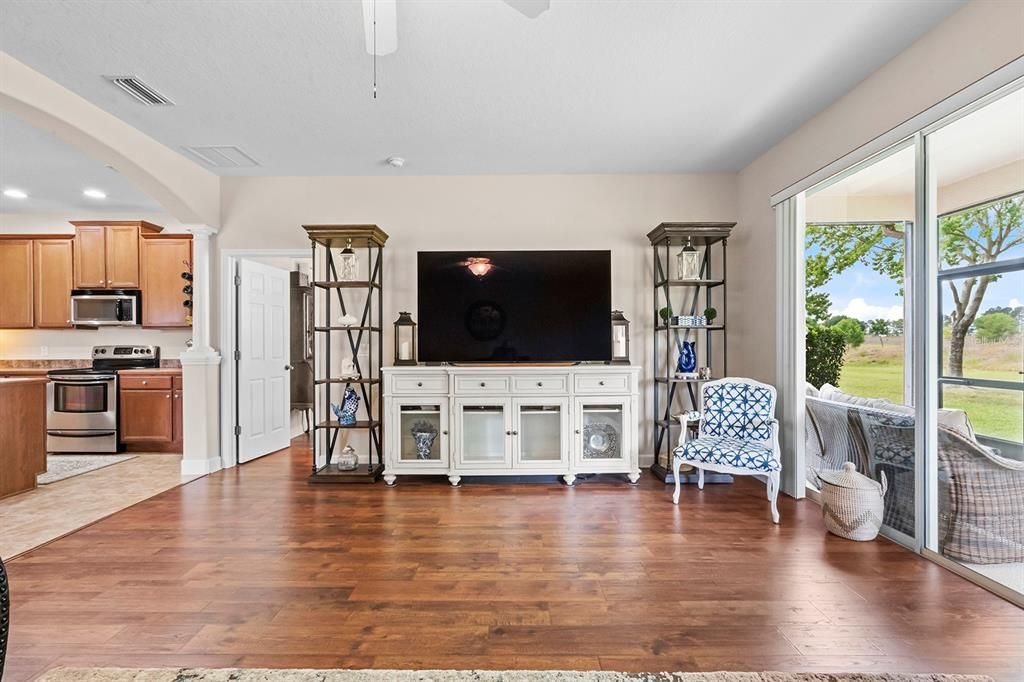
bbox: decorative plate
[583,422,620,459]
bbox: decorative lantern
[610,310,630,365]
[338,238,358,281]
[394,311,417,366]
[676,236,701,280]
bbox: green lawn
[836,336,1023,443]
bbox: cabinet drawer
[574,373,630,394]
[392,374,448,394]
[512,374,568,394]
[454,375,510,394]
[120,375,172,390]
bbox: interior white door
[237,259,291,463]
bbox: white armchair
[672,377,782,523]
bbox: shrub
[832,318,865,348]
[975,311,1017,342]
[806,326,846,389]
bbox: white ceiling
[0,111,162,215]
[0,0,965,178]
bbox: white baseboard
[181,456,222,477]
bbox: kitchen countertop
[0,375,50,383]
[0,368,52,376]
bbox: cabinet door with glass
[573,397,632,471]
[513,398,569,470]
[392,399,450,470]
[454,398,512,469]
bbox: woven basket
[814,462,887,541]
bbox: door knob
[505,430,512,436]
[442,430,448,435]
[575,429,581,434]
[512,430,518,436]
[285,364,294,371]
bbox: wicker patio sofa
[805,391,1024,564]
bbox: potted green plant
[658,306,672,326]
[703,307,718,325]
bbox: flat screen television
[417,250,611,363]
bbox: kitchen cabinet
[33,239,74,328]
[119,371,183,452]
[0,377,47,499]
[141,236,192,327]
[0,239,34,328]
[71,220,162,289]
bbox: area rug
[37,454,137,484]
[34,669,996,681]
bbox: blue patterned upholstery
[680,436,780,472]
[701,381,775,441]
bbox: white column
[180,225,222,476]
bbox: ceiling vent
[182,145,260,169]
[104,75,174,106]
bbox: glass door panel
[576,400,628,467]
[516,400,566,467]
[457,400,510,467]
[926,86,1023,599]
[398,402,447,464]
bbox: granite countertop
[0,368,52,376]
[0,359,181,370]
[0,375,49,384]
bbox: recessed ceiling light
[3,188,28,199]
[386,157,405,168]
[83,188,107,199]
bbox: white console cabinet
[383,366,641,486]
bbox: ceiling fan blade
[362,0,397,55]
[502,0,550,19]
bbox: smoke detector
[386,157,405,168]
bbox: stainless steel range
[47,345,160,453]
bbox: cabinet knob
[505,430,512,436]
[512,430,518,436]
[142,381,148,385]
[480,382,486,387]
[417,382,423,387]
[537,381,543,387]
[575,429,581,434]
[599,380,605,386]
[442,430,448,435]
[166,394,171,398]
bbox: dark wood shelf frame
[303,224,389,483]
[648,222,735,485]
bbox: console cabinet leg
[448,474,462,487]
[383,473,397,486]
[627,471,641,484]
[563,473,576,486]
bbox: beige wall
[731,0,1024,384]
[218,173,737,456]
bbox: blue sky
[813,244,1023,323]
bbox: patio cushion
[675,436,781,472]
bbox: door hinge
[234,349,241,361]
[234,274,241,286]
[234,425,241,436]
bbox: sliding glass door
[924,88,1023,598]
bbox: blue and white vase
[410,420,438,460]
[676,339,697,374]
[331,387,360,426]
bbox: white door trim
[219,248,310,469]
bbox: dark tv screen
[417,250,611,363]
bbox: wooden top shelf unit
[647,222,735,247]
[302,224,389,248]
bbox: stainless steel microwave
[70,289,141,326]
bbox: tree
[890,319,905,336]
[825,314,866,330]
[868,319,891,345]
[806,326,846,389]
[806,195,1023,376]
[806,291,832,327]
[832,318,865,348]
[975,311,1017,342]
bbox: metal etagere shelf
[647,222,735,483]
[304,224,388,484]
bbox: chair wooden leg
[672,456,682,505]
[769,471,780,524]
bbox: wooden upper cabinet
[34,239,74,328]
[71,221,162,289]
[73,225,107,288]
[0,239,34,328]
[141,236,192,328]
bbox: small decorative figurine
[338,313,358,327]
[331,387,360,426]
[676,339,697,374]
[340,357,358,378]
[410,420,438,460]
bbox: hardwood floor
[5,437,1022,681]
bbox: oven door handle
[50,379,114,385]
[47,430,117,438]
